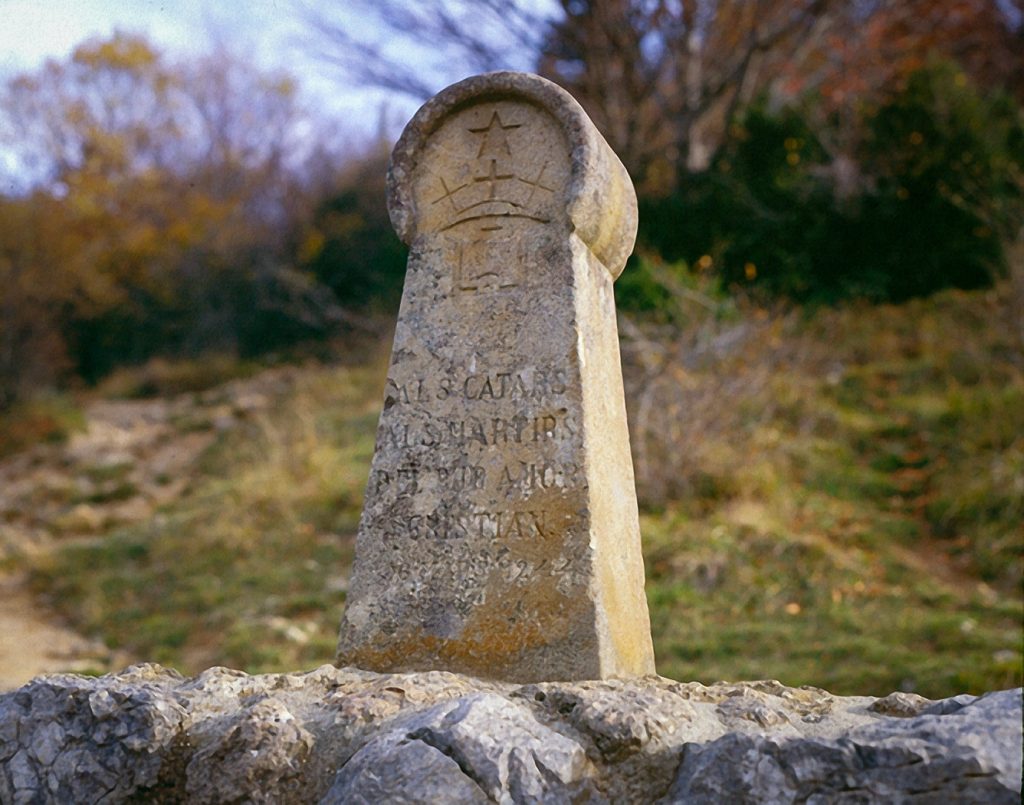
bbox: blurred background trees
[308,0,1021,299]
[1,33,355,404]
[2,35,299,398]
[0,0,1021,405]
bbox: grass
[93,354,266,399]
[0,393,85,458]
[642,512,1021,695]
[22,275,1024,697]
[628,269,1023,696]
[31,361,384,673]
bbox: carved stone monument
[337,72,656,682]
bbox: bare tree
[304,0,1020,196]
[538,0,836,188]
[298,0,553,99]
[302,0,839,191]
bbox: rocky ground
[0,368,306,689]
[1,664,1020,803]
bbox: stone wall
[1,664,1020,803]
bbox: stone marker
[336,71,655,682]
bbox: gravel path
[0,573,126,691]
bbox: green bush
[638,62,1022,305]
[67,255,336,383]
[303,149,408,311]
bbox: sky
[0,0,415,139]
[1,1,282,72]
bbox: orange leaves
[792,0,1021,114]
[0,33,323,396]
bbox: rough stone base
[1,664,1020,804]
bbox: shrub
[302,149,408,312]
[638,62,1023,305]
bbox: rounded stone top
[387,71,638,279]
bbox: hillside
[1,279,1021,697]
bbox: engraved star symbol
[468,110,522,158]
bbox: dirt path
[0,573,129,691]
[0,368,301,691]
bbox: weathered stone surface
[336,71,654,682]
[1,665,1020,804]
[0,665,189,804]
[325,693,588,804]
[184,696,314,803]
[665,688,1024,803]
[322,733,491,805]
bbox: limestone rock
[666,689,1023,803]
[322,737,490,805]
[185,696,314,804]
[326,693,588,804]
[0,665,188,803]
[1,665,1020,804]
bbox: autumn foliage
[2,2,1022,405]
[0,34,358,405]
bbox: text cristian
[385,508,565,542]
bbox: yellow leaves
[262,75,298,100]
[0,30,334,408]
[323,211,366,239]
[783,137,803,166]
[638,156,676,198]
[122,222,161,260]
[298,229,327,264]
[166,219,195,247]
[8,74,40,94]
[182,192,234,227]
[72,33,160,72]
[67,190,103,218]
